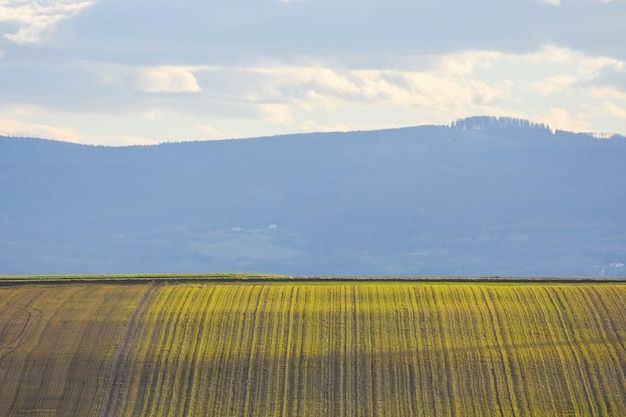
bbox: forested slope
[2,117,625,276]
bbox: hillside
[1,117,626,276]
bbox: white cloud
[97,134,161,146]
[437,51,502,75]
[588,87,626,100]
[4,43,626,145]
[250,63,510,115]
[531,76,577,95]
[526,45,572,63]
[0,116,81,142]
[578,56,624,78]
[131,66,202,93]
[538,108,591,132]
[195,125,222,137]
[0,0,622,148]
[403,72,510,109]
[0,0,94,44]
[141,110,161,120]
[258,103,294,125]
[253,66,361,98]
[300,120,349,132]
[195,124,244,140]
[602,101,626,119]
[300,120,395,133]
[517,45,625,82]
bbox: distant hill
[2,116,626,277]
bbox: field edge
[0,273,624,285]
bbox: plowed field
[0,283,147,416]
[1,279,625,416]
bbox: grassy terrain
[1,278,626,416]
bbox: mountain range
[2,116,625,277]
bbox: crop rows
[104,282,626,417]
[0,283,147,417]
[1,281,626,416]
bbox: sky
[1,0,625,145]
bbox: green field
[1,277,625,416]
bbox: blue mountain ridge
[2,116,625,277]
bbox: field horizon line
[0,273,624,286]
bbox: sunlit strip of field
[106,282,626,417]
[0,284,148,417]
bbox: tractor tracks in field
[97,283,157,417]
[0,303,43,361]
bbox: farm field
[1,278,626,416]
[0,283,148,417]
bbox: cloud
[525,45,572,64]
[402,72,510,109]
[538,108,591,132]
[131,66,202,93]
[299,120,393,133]
[195,125,221,136]
[583,65,626,94]
[97,134,161,146]
[195,125,244,140]
[602,101,626,119]
[1,0,625,146]
[46,0,626,67]
[437,50,503,75]
[0,0,94,44]
[531,76,577,96]
[0,116,81,142]
[578,56,624,78]
[258,103,294,125]
[588,87,626,101]
[248,63,511,118]
[3,41,626,145]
